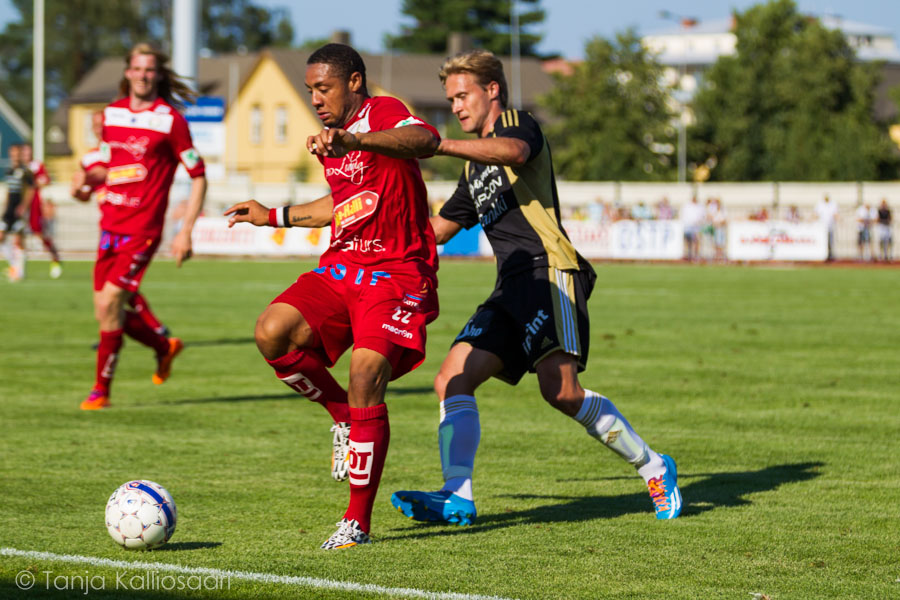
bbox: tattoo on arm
[290,215,312,224]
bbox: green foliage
[388,0,545,56]
[690,0,898,181]
[1,259,899,598]
[540,30,677,181]
[0,0,293,130]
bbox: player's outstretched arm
[430,215,463,245]
[307,126,439,160]
[436,137,530,168]
[225,195,333,229]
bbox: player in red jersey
[224,43,440,549]
[73,110,171,345]
[21,143,63,278]
[76,43,207,410]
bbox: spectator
[855,202,876,262]
[656,196,675,220]
[784,205,802,223]
[679,195,705,262]
[815,195,838,261]
[876,199,893,262]
[749,206,769,222]
[631,201,652,221]
[709,198,727,262]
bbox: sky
[256,0,900,59]
[0,0,898,59]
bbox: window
[84,112,99,147]
[250,105,262,145]
[275,105,288,144]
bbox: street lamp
[659,11,699,184]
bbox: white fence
[13,180,899,261]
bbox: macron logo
[381,323,413,339]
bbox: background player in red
[21,143,63,278]
[76,43,207,410]
[73,110,171,345]
[224,43,440,549]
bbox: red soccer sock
[123,310,170,356]
[41,236,61,263]
[266,350,351,423]
[95,329,124,393]
[344,403,390,534]
[129,292,164,333]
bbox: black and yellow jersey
[440,109,592,282]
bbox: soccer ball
[105,480,177,549]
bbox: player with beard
[224,44,441,549]
[77,43,206,410]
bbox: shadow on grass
[163,393,300,405]
[149,541,222,551]
[383,462,824,541]
[183,337,255,348]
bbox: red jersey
[317,96,439,282]
[101,96,205,236]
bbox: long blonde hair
[118,43,196,109]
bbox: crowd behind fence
[11,180,897,263]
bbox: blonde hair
[118,43,196,108]
[439,49,508,108]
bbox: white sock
[574,389,665,483]
[13,244,25,278]
[437,394,480,501]
[2,239,13,265]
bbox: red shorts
[272,263,439,380]
[93,232,160,293]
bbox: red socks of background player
[129,293,165,334]
[94,329,123,393]
[123,310,170,356]
[266,350,351,423]
[344,403,390,533]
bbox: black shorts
[1,212,25,234]
[452,266,596,385]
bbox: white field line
[2,547,517,600]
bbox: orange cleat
[152,338,184,385]
[80,389,110,410]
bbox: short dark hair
[308,43,367,91]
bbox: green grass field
[1,259,898,599]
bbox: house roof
[53,47,556,155]
[0,92,31,139]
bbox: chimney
[447,32,473,56]
[330,30,351,45]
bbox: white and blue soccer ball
[105,480,177,549]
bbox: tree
[0,0,293,131]
[540,31,677,181]
[690,0,897,181]
[387,0,545,56]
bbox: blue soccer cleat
[391,490,477,526]
[647,454,682,519]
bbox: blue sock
[438,394,480,501]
